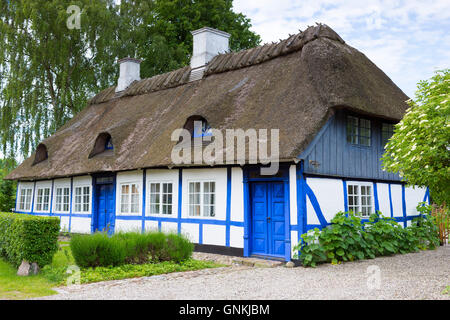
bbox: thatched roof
[7,24,409,181]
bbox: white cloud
[233,0,450,97]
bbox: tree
[127,0,262,78]
[0,0,261,159]
[0,158,16,212]
[382,69,450,205]
[0,0,120,158]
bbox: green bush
[70,231,193,268]
[294,211,440,267]
[70,233,126,268]
[0,212,60,267]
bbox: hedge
[70,231,194,268]
[0,212,60,268]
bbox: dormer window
[346,116,371,146]
[183,116,212,138]
[89,132,114,158]
[193,120,212,138]
[32,144,48,165]
[105,136,114,150]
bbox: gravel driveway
[39,246,449,300]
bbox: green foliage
[294,211,440,267]
[382,69,450,205]
[0,212,60,267]
[42,257,221,285]
[70,231,194,268]
[0,0,261,159]
[0,159,16,212]
[70,233,126,268]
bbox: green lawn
[0,259,58,300]
[1,240,223,299]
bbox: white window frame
[347,181,374,218]
[147,181,174,216]
[54,186,70,213]
[119,182,141,215]
[35,187,51,213]
[17,186,33,212]
[73,185,91,214]
[187,180,216,218]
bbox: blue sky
[233,0,450,98]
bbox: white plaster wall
[52,178,71,214]
[33,180,53,213]
[145,220,159,232]
[289,165,298,227]
[306,177,345,223]
[203,224,226,246]
[230,226,243,248]
[115,220,142,233]
[230,167,244,222]
[376,183,391,217]
[391,184,403,217]
[16,181,34,212]
[181,223,199,243]
[306,196,319,225]
[290,230,299,258]
[116,170,143,216]
[161,222,178,234]
[145,169,179,216]
[70,217,91,233]
[405,186,427,216]
[60,216,70,232]
[182,168,227,221]
[72,176,92,214]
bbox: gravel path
[39,246,449,300]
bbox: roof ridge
[88,23,345,105]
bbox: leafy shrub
[70,231,193,268]
[0,212,60,267]
[70,233,126,268]
[411,216,440,250]
[164,233,194,263]
[294,210,440,267]
[364,214,419,256]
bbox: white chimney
[190,27,230,81]
[116,57,142,93]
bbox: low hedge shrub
[0,212,60,267]
[294,210,440,267]
[70,231,193,268]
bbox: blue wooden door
[250,182,286,257]
[96,184,114,233]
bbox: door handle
[267,217,271,222]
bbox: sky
[232,0,450,98]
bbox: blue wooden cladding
[300,110,400,181]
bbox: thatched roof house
[9,24,427,262]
